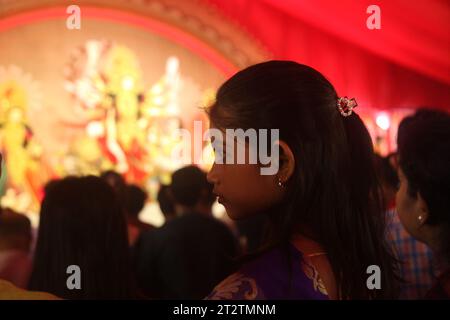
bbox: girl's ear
[277,140,295,184]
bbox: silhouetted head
[0,208,32,252]
[100,170,127,204]
[124,184,148,218]
[396,108,450,265]
[29,176,136,299]
[171,165,214,215]
[157,184,176,221]
[374,153,399,208]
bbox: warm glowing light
[148,108,161,116]
[376,113,390,130]
[153,96,164,106]
[167,104,179,115]
[151,84,163,95]
[121,76,134,90]
[137,118,148,128]
[166,56,179,76]
[86,121,104,137]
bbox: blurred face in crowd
[395,167,429,243]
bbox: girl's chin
[219,199,258,220]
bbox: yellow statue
[0,81,44,210]
[103,45,146,152]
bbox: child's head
[207,61,374,222]
[207,61,397,298]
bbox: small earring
[418,215,423,221]
[277,178,283,187]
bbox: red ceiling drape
[206,0,450,111]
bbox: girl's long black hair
[208,61,399,299]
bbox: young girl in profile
[206,61,399,300]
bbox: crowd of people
[0,61,448,299]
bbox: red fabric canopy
[206,0,450,111]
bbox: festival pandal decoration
[0,41,216,214]
[0,65,48,213]
[62,40,209,187]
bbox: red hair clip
[337,97,357,117]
